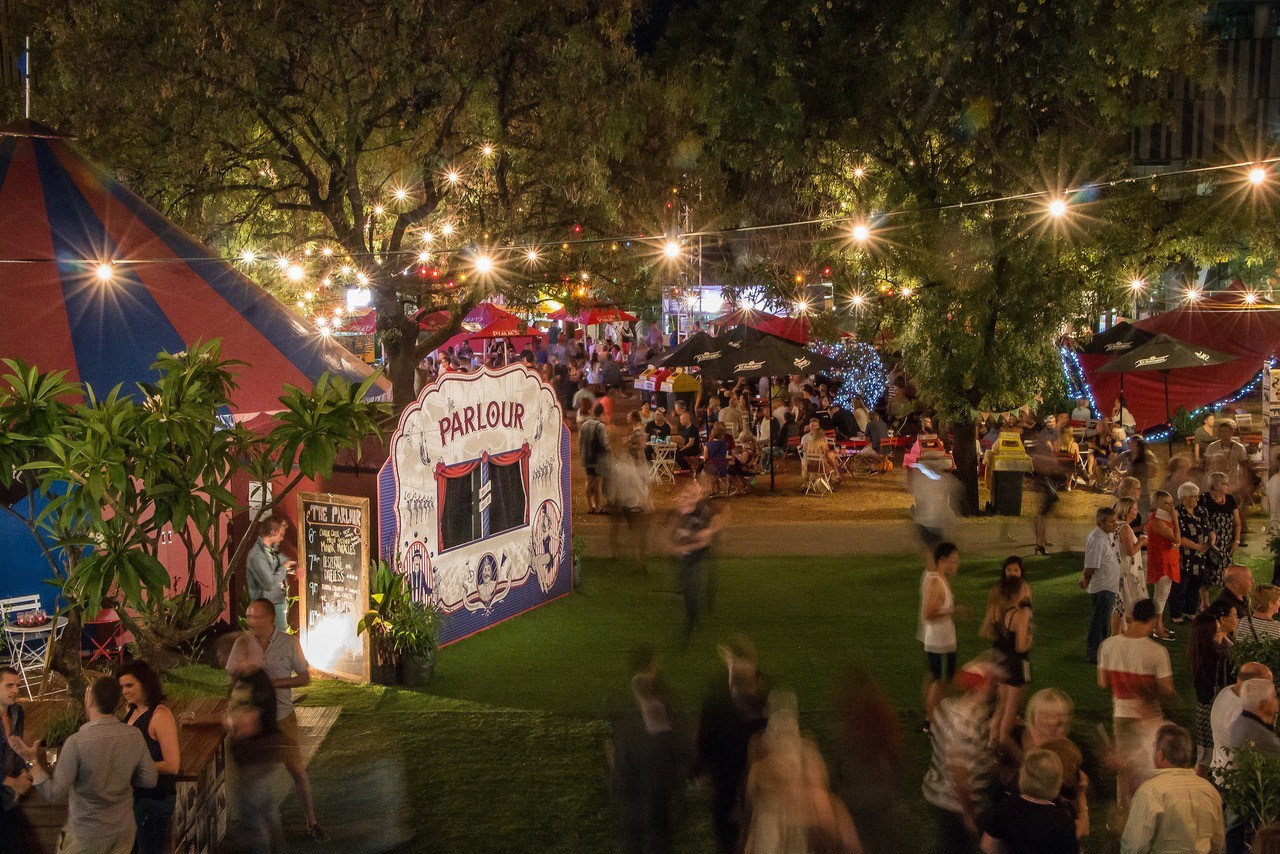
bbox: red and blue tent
[0,120,387,417]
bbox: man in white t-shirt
[1082,506,1122,664]
[1099,598,1174,805]
[1210,661,1273,773]
[919,542,961,733]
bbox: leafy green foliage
[358,560,439,660]
[1,340,390,664]
[1230,637,1280,679]
[1216,745,1280,832]
[40,704,86,750]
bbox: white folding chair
[0,595,63,699]
[802,451,833,495]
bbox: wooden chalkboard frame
[297,492,371,683]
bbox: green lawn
[176,550,1274,853]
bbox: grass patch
[176,551,1275,852]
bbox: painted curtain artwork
[378,364,572,645]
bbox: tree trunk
[51,608,86,696]
[385,323,421,414]
[951,415,981,516]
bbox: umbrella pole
[1163,371,1174,456]
[1119,374,1128,437]
[769,376,777,493]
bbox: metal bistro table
[3,616,68,699]
[649,440,677,483]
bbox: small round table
[4,617,68,699]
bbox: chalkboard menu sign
[297,493,371,683]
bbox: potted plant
[358,561,439,687]
[40,703,86,765]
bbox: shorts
[996,652,1030,688]
[925,651,957,682]
[278,711,304,774]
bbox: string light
[445,171,460,184]
[95,263,114,282]
[393,188,408,202]
[321,246,333,257]
[900,285,914,297]
[1185,287,1203,302]
[525,249,539,263]
[441,223,454,235]
[474,255,494,274]
[481,144,494,157]
[663,240,681,259]
[1129,278,1145,291]
[275,256,291,270]
[240,249,256,264]
[853,166,866,179]
[850,293,866,308]
[851,223,871,243]
[1250,166,1267,185]
[1245,291,1259,304]
[373,205,384,215]
[286,264,305,282]
[1048,198,1067,218]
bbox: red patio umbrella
[464,301,521,330]
[576,306,637,324]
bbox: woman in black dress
[1172,481,1213,623]
[1202,470,1241,598]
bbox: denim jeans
[134,794,175,854]
[1088,590,1116,662]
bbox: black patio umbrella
[1078,321,1156,356]
[655,331,728,370]
[1098,333,1236,452]
[694,325,843,380]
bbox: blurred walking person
[607,650,690,854]
[225,667,287,853]
[697,636,769,854]
[669,481,726,642]
[744,690,862,853]
[836,665,906,853]
[610,432,653,572]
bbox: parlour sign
[377,364,572,645]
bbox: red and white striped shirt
[1099,635,1172,719]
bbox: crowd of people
[0,596,325,853]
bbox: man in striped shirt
[1120,724,1224,854]
[922,659,998,854]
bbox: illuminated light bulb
[321,278,331,287]
[851,223,871,242]
[421,230,434,244]
[685,294,697,306]
[446,171,460,184]
[276,256,291,270]
[303,291,314,301]
[287,264,305,282]
[1245,291,1259,304]
[340,265,353,276]
[853,166,866,179]
[418,251,431,263]
[441,223,454,235]
[394,188,408,202]
[240,249,256,264]
[321,246,333,257]
[581,271,590,280]
[1185,288,1202,302]
[296,299,305,308]
[303,247,313,257]
[901,285,914,297]
[474,255,494,274]
[1129,278,1145,291]
[526,249,539,263]
[1250,166,1267,185]
[481,144,494,157]
[95,263,114,282]
[851,293,866,307]
[334,307,344,317]
[356,273,369,286]
[795,299,810,314]
[663,241,681,259]
[373,205,384,215]
[1048,198,1067,218]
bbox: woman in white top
[1244,583,1280,642]
[1113,497,1148,634]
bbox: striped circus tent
[0,120,387,417]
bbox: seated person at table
[1089,418,1116,477]
[801,419,840,482]
[1070,397,1092,425]
[1111,400,1136,434]
[718,396,746,436]
[638,401,655,426]
[675,412,703,472]
[1056,425,1081,489]
[644,407,673,459]
[826,401,859,440]
[731,429,762,487]
[702,423,732,490]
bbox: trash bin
[989,431,1033,516]
[660,370,701,413]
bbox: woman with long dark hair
[981,556,1034,749]
[117,661,180,854]
[1187,607,1237,776]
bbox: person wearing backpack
[581,402,610,513]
